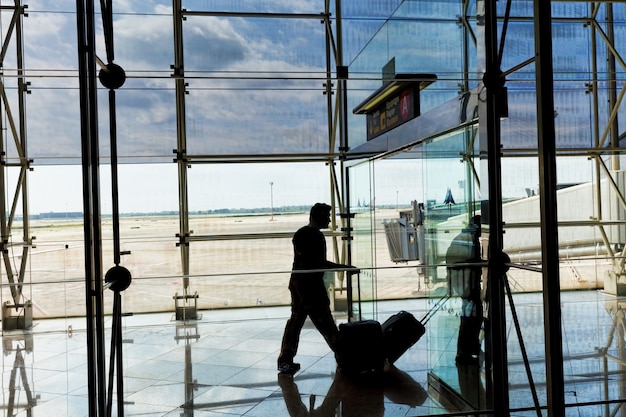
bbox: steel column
[483,0,509,415]
[172,0,191,293]
[533,0,565,415]
[76,0,106,415]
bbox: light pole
[270,182,274,221]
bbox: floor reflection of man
[278,365,427,417]
[278,373,340,417]
[446,215,483,365]
[332,371,384,417]
[383,365,428,408]
[457,363,486,410]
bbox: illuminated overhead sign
[353,73,437,141]
[365,86,417,141]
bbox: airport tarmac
[3,209,606,320]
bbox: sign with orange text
[366,87,418,141]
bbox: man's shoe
[278,362,301,375]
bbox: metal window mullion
[15,2,30,299]
[182,10,329,20]
[173,0,190,289]
[322,0,341,268]
[335,0,350,234]
[590,1,603,238]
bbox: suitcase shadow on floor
[278,364,428,417]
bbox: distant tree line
[30,204,438,221]
[31,212,84,220]
[199,205,311,215]
[28,206,313,220]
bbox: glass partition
[372,159,426,300]
[348,160,376,320]
[344,1,626,414]
[346,121,481,404]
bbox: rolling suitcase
[337,319,385,374]
[382,295,450,364]
[381,311,424,364]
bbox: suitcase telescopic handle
[420,294,451,325]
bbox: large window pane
[185,83,329,155]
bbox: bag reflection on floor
[278,364,428,417]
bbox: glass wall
[1,1,349,320]
[348,161,376,320]
[344,0,626,415]
[347,125,481,408]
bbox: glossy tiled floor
[2,292,626,416]
[1,298,449,417]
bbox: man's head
[309,203,332,229]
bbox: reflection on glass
[446,215,483,366]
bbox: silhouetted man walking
[278,203,358,375]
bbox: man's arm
[293,229,359,272]
[322,259,359,273]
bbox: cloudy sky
[8,1,401,213]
